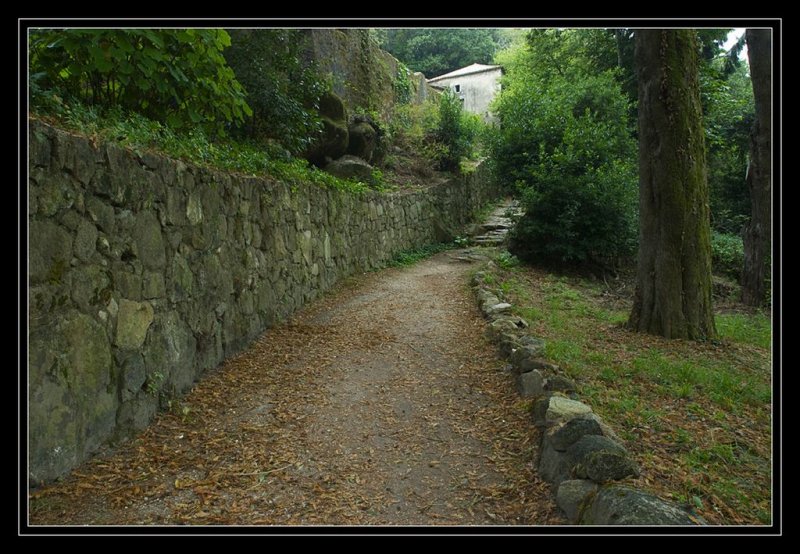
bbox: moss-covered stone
[71,265,112,312]
[29,220,73,284]
[114,270,142,300]
[132,211,166,269]
[115,299,154,350]
[581,485,704,525]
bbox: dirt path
[29,251,561,526]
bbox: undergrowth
[32,98,376,195]
[386,243,454,268]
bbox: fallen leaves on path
[29,254,561,527]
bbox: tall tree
[628,30,716,340]
[741,29,772,306]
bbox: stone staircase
[470,199,522,246]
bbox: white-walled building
[427,63,502,123]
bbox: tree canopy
[30,29,251,136]
[380,29,510,78]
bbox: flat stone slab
[546,396,592,425]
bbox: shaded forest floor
[29,252,561,526]
[479,256,773,525]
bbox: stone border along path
[470,254,709,525]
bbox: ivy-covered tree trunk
[742,29,772,307]
[628,30,716,340]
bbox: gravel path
[29,251,561,526]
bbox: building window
[454,84,461,93]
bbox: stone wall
[27,120,502,484]
[303,29,437,119]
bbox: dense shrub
[710,231,745,280]
[29,29,251,136]
[223,29,328,154]
[493,40,638,265]
[387,91,481,174]
[434,89,470,171]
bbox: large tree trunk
[628,30,716,340]
[742,29,772,307]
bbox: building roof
[427,63,502,83]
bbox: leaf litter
[29,252,561,526]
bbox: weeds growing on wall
[32,101,372,194]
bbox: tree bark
[742,29,772,307]
[628,30,716,340]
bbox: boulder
[556,479,599,522]
[538,438,571,484]
[567,435,639,483]
[548,416,604,452]
[580,486,705,525]
[325,155,375,183]
[581,449,640,483]
[305,92,349,167]
[516,369,544,398]
[497,333,522,357]
[486,302,512,315]
[545,375,578,393]
[347,120,378,162]
[533,395,592,427]
[512,350,551,373]
[319,90,346,121]
[487,316,529,338]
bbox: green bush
[30,29,251,136]
[434,89,468,171]
[223,30,328,154]
[494,59,638,265]
[422,89,483,172]
[710,232,744,279]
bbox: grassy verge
[31,102,376,195]
[479,252,773,525]
[386,243,454,268]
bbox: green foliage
[710,231,745,279]
[145,370,164,396]
[433,89,471,171]
[40,100,370,195]
[383,28,508,77]
[223,29,328,154]
[496,251,520,269]
[493,35,638,266]
[393,62,414,105]
[387,242,453,267]
[702,61,755,234]
[387,94,481,174]
[30,29,251,136]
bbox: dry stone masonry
[470,265,706,526]
[27,120,502,484]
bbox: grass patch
[480,262,773,525]
[716,312,772,349]
[386,243,453,268]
